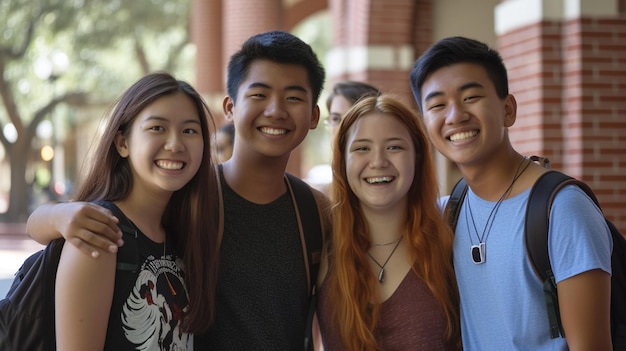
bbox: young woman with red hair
[316,94,461,350]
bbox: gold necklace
[367,236,403,283]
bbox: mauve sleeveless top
[317,270,458,351]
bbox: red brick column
[191,0,224,124]
[222,0,284,67]
[561,17,626,228]
[191,0,222,95]
[498,21,564,168]
[326,0,419,102]
[496,0,626,231]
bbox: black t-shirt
[104,203,191,350]
[195,169,308,350]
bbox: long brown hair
[72,72,219,332]
[327,94,461,350]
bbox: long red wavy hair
[326,94,461,350]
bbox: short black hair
[226,30,326,107]
[409,36,509,114]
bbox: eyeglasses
[323,115,342,127]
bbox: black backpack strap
[285,173,323,292]
[525,170,605,339]
[525,171,571,338]
[548,182,626,349]
[284,173,323,351]
[93,200,140,273]
[525,171,575,282]
[611,221,626,349]
[444,178,468,232]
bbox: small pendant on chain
[471,242,486,264]
[378,268,384,282]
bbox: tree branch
[0,6,44,59]
[0,57,24,135]
[165,31,190,72]
[133,36,151,75]
[26,91,87,139]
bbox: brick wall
[499,21,564,169]
[498,2,626,232]
[327,0,418,102]
[563,17,626,230]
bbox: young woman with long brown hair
[26,72,219,349]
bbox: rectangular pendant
[378,268,384,282]
[471,243,486,264]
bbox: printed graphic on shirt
[121,254,191,350]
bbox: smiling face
[223,59,320,162]
[420,62,516,167]
[115,92,204,197]
[344,112,415,214]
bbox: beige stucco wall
[433,0,499,46]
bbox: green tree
[0,0,192,221]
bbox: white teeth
[260,127,287,135]
[156,160,184,170]
[449,130,478,142]
[366,176,393,184]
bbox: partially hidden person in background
[410,36,613,350]
[215,122,235,163]
[306,81,380,194]
[26,71,220,349]
[324,81,381,137]
[315,94,461,350]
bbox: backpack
[0,201,140,351]
[445,169,626,350]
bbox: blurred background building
[0,0,624,234]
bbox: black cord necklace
[128,219,177,296]
[464,156,531,264]
[367,236,403,283]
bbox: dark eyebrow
[247,82,271,90]
[458,81,484,92]
[350,137,407,144]
[350,138,372,144]
[285,85,309,94]
[424,91,443,103]
[423,81,485,103]
[246,82,309,94]
[143,116,201,125]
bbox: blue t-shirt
[442,185,612,350]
